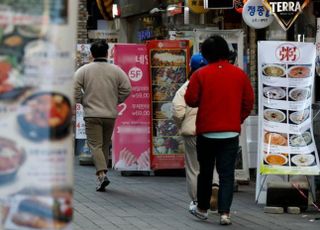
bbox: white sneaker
[220,214,231,225]
[189,201,197,211]
[189,205,208,220]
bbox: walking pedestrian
[172,53,219,213]
[185,35,254,225]
[74,40,131,192]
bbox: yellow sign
[187,0,209,14]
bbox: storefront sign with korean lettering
[262,0,310,30]
[242,0,274,29]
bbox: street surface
[74,161,319,230]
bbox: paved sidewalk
[74,162,320,230]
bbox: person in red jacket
[185,35,254,225]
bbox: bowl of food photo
[288,65,311,78]
[264,154,288,166]
[0,57,29,100]
[263,87,286,100]
[289,88,310,101]
[291,154,315,166]
[289,131,312,147]
[262,64,286,77]
[17,92,72,141]
[0,137,25,184]
[289,109,310,125]
[264,109,286,123]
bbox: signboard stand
[256,40,319,206]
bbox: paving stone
[74,160,320,230]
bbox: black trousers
[196,135,239,213]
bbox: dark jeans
[196,135,239,213]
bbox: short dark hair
[201,35,230,63]
[90,40,109,58]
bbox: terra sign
[262,0,310,31]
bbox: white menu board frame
[256,40,320,203]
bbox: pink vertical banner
[113,44,151,171]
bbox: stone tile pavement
[74,162,320,230]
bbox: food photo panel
[290,152,317,167]
[151,67,186,84]
[152,84,181,101]
[0,137,25,186]
[153,119,179,137]
[263,106,287,123]
[153,136,184,155]
[289,130,313,147]
[17,91,72,142]
[287,64,311,78]
[263,151,289,167]
[152,102,173,120]
[264,130,288,147]
[288,87,311,101]
[262,63,286,78]
[288,107,310,125]
[263,85,287,101]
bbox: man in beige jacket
[74,40,131,191]
[172,53,219,211]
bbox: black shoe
[96,175,110,192]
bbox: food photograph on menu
[0,24,46,100]
[264,131,288,147]
[263,107,287,123]
[154,119,179,137]
[288,107,310,125]
[290,152,317,167]
[263,85,287,101]
[288,87,311,101]
[152,102,173,120]
[263,152,289,167]
[17,92,72,141]
[150,49,186,67]
[0,137,25,185]
[289,130,313,147]
[287,64,311,78]
[1,186,73,229]
[151,67,186,84]
[152,84,181,101]
[153,136,184,155]
[262,63,286,78]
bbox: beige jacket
[74,61,131,118]
[172,81,198,136]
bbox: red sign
[275,43,300,62]
[262,0,310,30]
[147,40,190,170]
[113,44,151,171]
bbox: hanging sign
[235,0,248,13]
[187,0,209,14]
[204,0,234,9]
[242,0,274,29]
[262,0,310,31]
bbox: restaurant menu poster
[147,40,190,170]
[258,41,320,175]
[113,44,151,171]
[0,0,77,229]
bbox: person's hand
[119,148,137,166]
[137,148,150,170]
